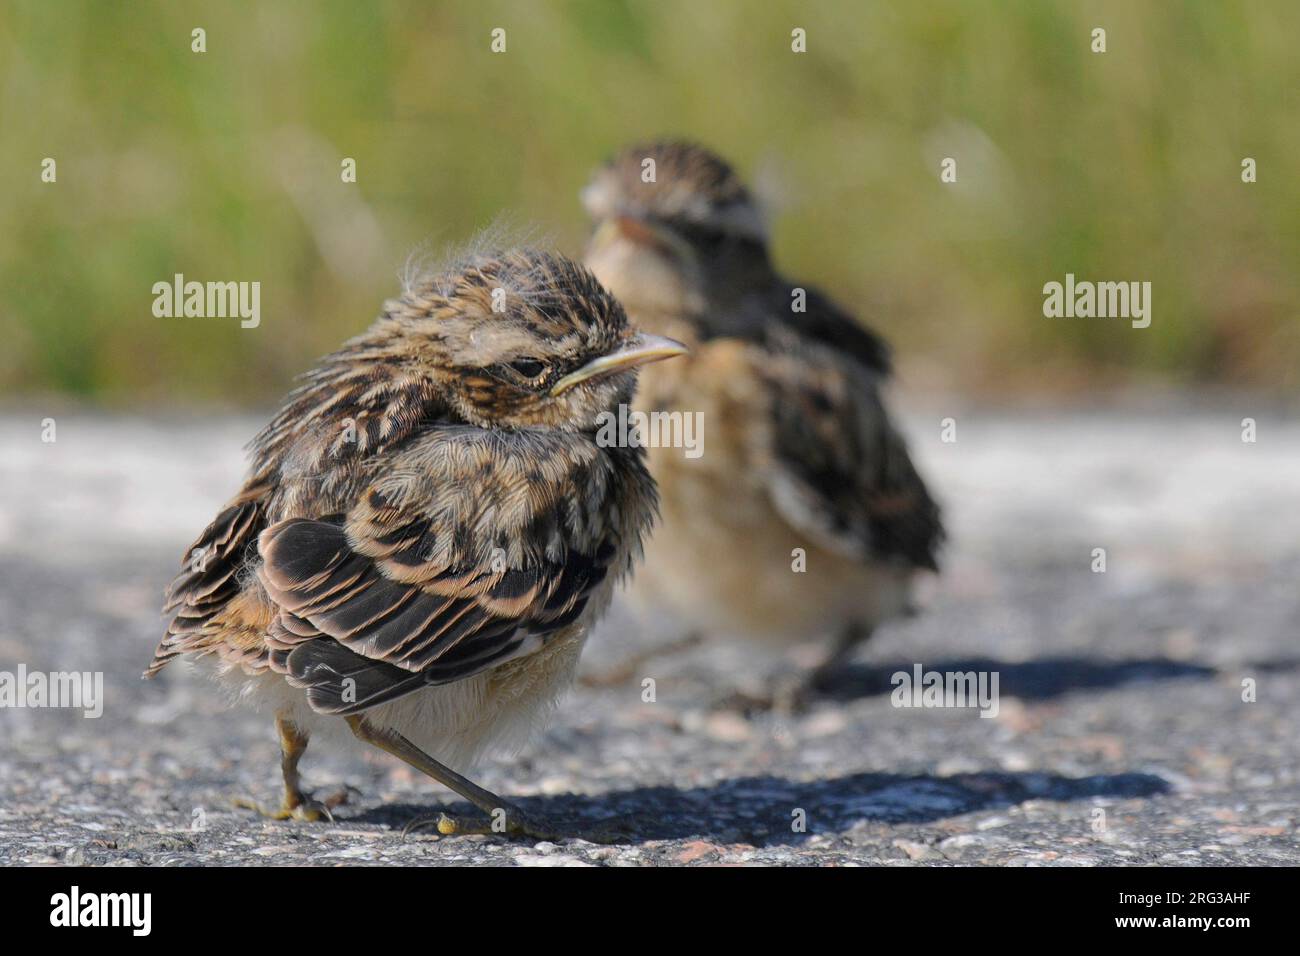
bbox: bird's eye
[509,358,547,379]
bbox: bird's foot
[402,811,488,839]
[234,787,348,823]
[234,796,332,822]
[715,675,815,717]
[771,675,817,716]
[402,805,572,842]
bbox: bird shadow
[349,769,1170,845]
[340,654,1288,845]
[813,655,1220,704]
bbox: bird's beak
[550,333,689,396]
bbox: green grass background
[1,0,1296,404]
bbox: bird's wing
[257,428,647,715]
[737,282,893,376]
[146,484,270,677]
[749,327,942,570]
[149,350,447,680]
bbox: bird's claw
[234,793,337,823]
[713,675,816,717]
[402,806,562,842]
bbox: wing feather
[752,327,943,570]
[256,431,632,714]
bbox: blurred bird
[144,248,686,838]
[582,141,943,706]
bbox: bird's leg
[345,715,562,841]
[773,621,876,713]
[720,622,876,716]
[277,714,312,810]
[808,620,874,692]
[578,630,704,687]
[234,712,337,822]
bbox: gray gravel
[1,402,1297,866]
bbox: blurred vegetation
[0,0,1296,404]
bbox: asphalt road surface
[1,401,1296,866]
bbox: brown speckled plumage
[583,142,942,695]
[145,248,679,837]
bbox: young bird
[582,141,943,703]
[144,248,686,839]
